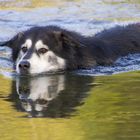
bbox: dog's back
[82,23,140,65]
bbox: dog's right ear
[0,32,24,48]
[53,31,86,49]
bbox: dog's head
[0,26,84,75]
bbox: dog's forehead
[24,27,50,40]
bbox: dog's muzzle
[18,60,30,74]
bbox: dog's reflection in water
[16,75,65,117]
[11,74,93,118]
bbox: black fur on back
[1,23,140,70]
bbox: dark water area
[9,73,93,118]
[1,72,140,139]
[0,0,140,140]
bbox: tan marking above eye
[35,40,49,50]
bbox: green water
[1,72,140,140]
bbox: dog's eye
[38,48,48,54]
[21,47,28,53]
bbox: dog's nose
[19,61,30,70]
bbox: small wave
[76,54,140,76]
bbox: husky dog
[0,23,140,75]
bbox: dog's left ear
[0,32,24,48]
[53,31,85,48]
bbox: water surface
[1,72,140,139]
[0,0,140,140]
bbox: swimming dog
[0,23,140,75]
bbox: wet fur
[0,23,140,73]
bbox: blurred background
[0,0,140,39]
